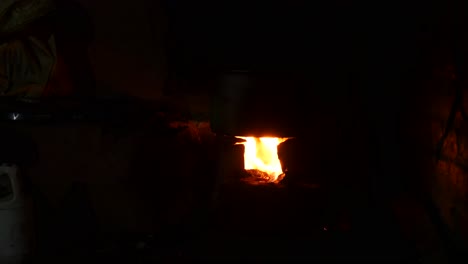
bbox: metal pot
[211,71,310,137]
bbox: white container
[0,165,33,264]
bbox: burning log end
[245,169,270,180]
[241,170,286,185]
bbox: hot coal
[241,169,286,185]
[240,169,270,185]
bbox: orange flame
[236,137,288,182]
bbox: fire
[236,137,288,182]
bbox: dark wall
[73,0,167,99]
[42,0,468,246]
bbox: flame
[236,137,288,182]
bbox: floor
[176,182,418,262]
[29,176,420,263]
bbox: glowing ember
[236,137,289,182]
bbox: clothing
[0,35,57,97]
[0,0,54,35]
[0,0,57,98]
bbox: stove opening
[235,136,290,183]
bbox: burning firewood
[236,137,290,183]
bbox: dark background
[4,0,468,261]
